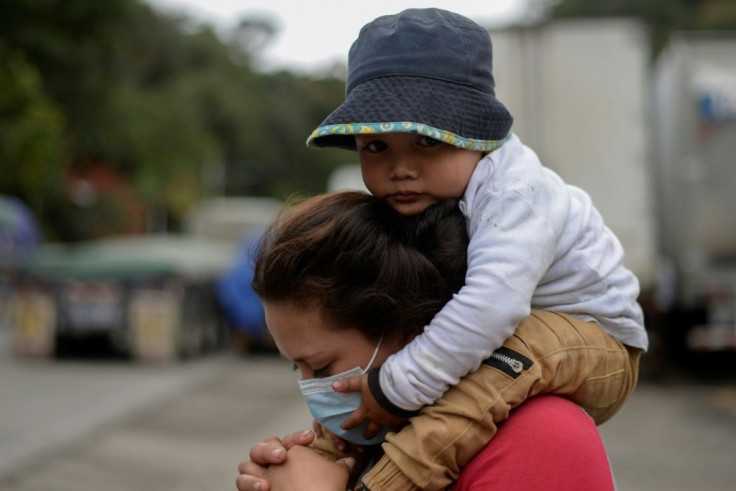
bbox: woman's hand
[236,438,354,491]
[268,445,354,491]
[236,430,316,491]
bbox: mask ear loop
[362,335,383,373]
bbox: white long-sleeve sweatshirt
[378,134,648,411]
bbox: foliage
[0,41,66,221]
[0,0,350,241]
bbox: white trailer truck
[491,18,657,293]
[489,20,736,373]
[650,32,736,365]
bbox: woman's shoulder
[454,396,615,491]
[507,395,598,439]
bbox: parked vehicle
[650,32,736,365]
[491,18,657,293]
[490,21,736,373]
[192,196,283,352]
[12,236,234,361]
[11,196,283,361]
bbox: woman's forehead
[263,300,371,360]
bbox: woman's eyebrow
[290,351,325,364]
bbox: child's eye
[417,135,441,147]
[360,140,387,153]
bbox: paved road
[600,380,736,490]
[1,343,735,490]
[0,352,239,479]
[0,352,308,490]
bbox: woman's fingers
[237,431,318,490]
[245,430,315,469]
[235,472,270,491]
[249,439,287,465]
[281,429,316,449]
[237,458,265,476]
[236,459,270,491]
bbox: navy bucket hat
[307,8,513,152]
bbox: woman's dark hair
[252,191,468,343]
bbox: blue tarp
[216,228,268,343]
[0,195,42,268]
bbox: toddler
[306,8,648,490]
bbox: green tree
[0,41,66,225]
[0,0,350,240]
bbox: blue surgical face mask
[297,337,389,446]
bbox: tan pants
[362,310,642,490]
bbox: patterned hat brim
[307,75,513,151]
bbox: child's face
[356,133,482,216]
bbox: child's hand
[332,373,407,437]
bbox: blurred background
[1,0,735,489]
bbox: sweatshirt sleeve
[378,187,561,411]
